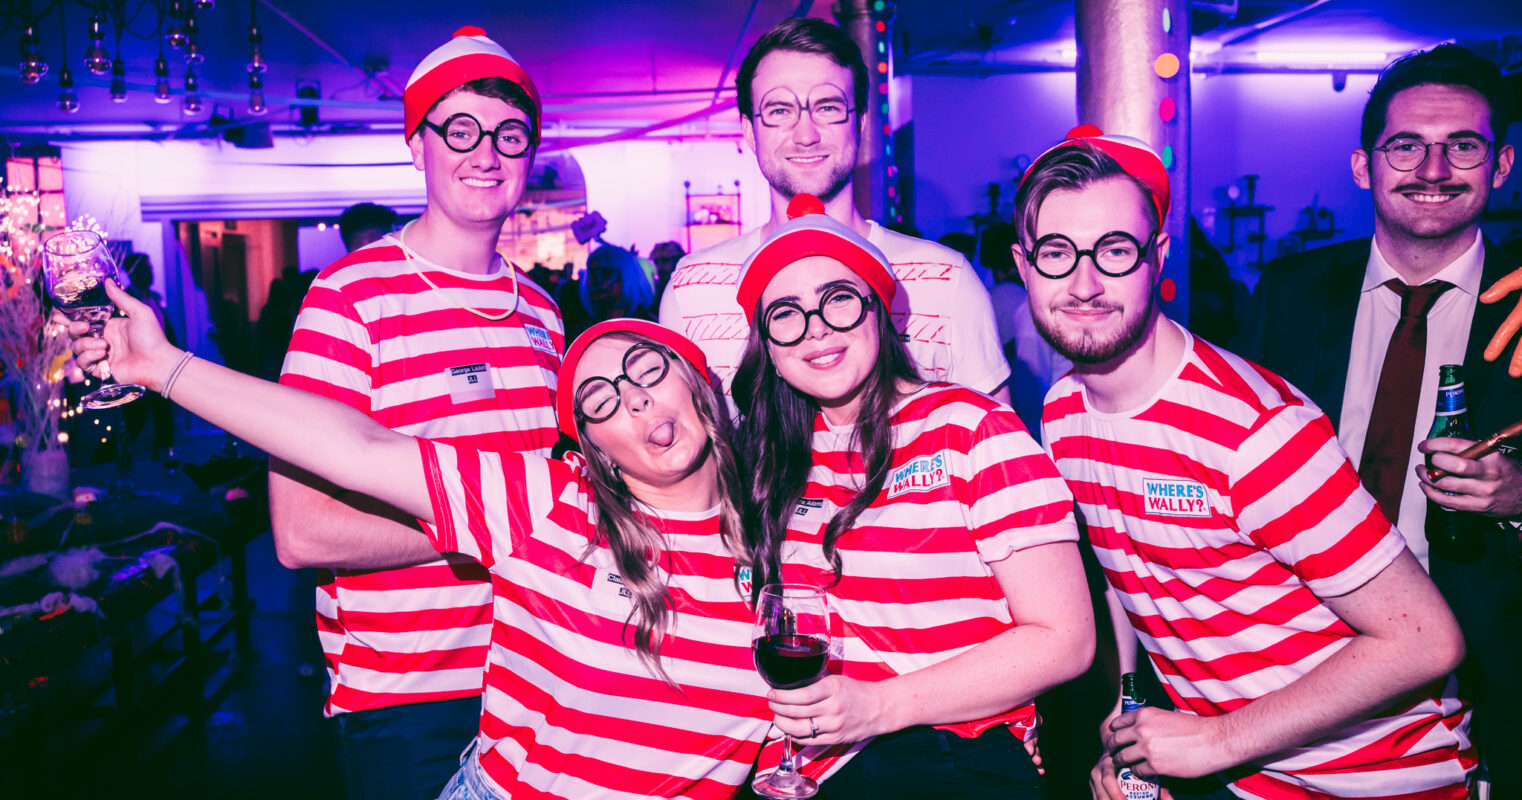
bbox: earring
[612,464,622,481]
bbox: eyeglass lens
[576,345,670,422]
[1028,232,1149,279]
[755,86,853,128]
[763,287,869,346]
[1379,137,1490,171]
[436,113,533,157]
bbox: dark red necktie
[1359,279,1452,521]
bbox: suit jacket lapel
[1311,240,1370,427]
[1464,241,1516,423]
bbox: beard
[770,159,855,205]
[1033,292,1154,365]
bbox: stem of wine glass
[775,735,800,783]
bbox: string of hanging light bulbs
[13,0,266,117]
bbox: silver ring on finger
[808,717,819,738]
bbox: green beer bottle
[1425,364,1482,563]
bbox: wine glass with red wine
[752,583,830,799]
[41,231,146,409]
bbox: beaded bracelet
[161,350,196,401]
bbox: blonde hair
[574,333,748,684]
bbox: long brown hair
[573,333,748,684]
[733,297,921,595]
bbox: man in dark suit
[1235,44,1521,796]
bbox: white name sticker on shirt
[447,364,495,404]
[524,324,557,356]
[887,451,950,498]
[1142,476,1211,518]
[794,497,825,519]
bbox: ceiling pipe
[257,0,404,99]
[1206,0,1336,47]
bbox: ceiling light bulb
[58,67,78,113]
[110,58,127,102]
[154,55,172,102]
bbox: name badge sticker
[447,363,495,404]
[887,451,951,498]
[1142,476,1212,518]
[590,567,634,616]
[793,497,825,519]
[524,324,558,356]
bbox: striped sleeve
[1231,403,1404,598]
[278,278,375,413]
[960,407,1078,562]
[418,439,547,569]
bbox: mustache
[1391,183,1469,194]
[1053,301,1124,313]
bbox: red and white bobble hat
[403,25,542,143]
[736,194,897,324]
[556,319,711,443]
[1023,124,1171,224]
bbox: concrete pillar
[1076,0,1191,322]
[833,0,892,224]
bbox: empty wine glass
[752,583,831,799]
[42,230,146,409]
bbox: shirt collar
[1364,230,1484,297]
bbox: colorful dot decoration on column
[1160,278,1177,303]
[1162,8,1172,33]
[1154,53,1180,79]
[1159,97,1176,122]
[1162,145,1174,168]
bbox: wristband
[161,350,195,401]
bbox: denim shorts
[435,740,507,800]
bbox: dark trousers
[1431,534,1522,798]
[333,696,481,800]
[818,725,1044,800]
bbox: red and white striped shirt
[280,239,562,717]
[419,442,775,799]
[1043,324,1473,799]
[763,384,1078,779]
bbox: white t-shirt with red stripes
[418,442,776,799]
[1042,323,1473,798]
[279,238,563,717]
[762,383,1079,779]
[659,223,1010,406]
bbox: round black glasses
[421,113,533,159]
[574,343,671,424]
[762,285,874,347]
[1022,230,1157,280]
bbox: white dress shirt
[1337,231,1483,568]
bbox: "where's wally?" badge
[887,451,950,498]
[1142,476,1211,518]
[524,324,558,356]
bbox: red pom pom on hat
[403,26,541,143]
[787,193,827,220]
[736,212,896,325]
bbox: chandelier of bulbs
[15,0,268,117]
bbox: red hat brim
[555,319,710,443]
